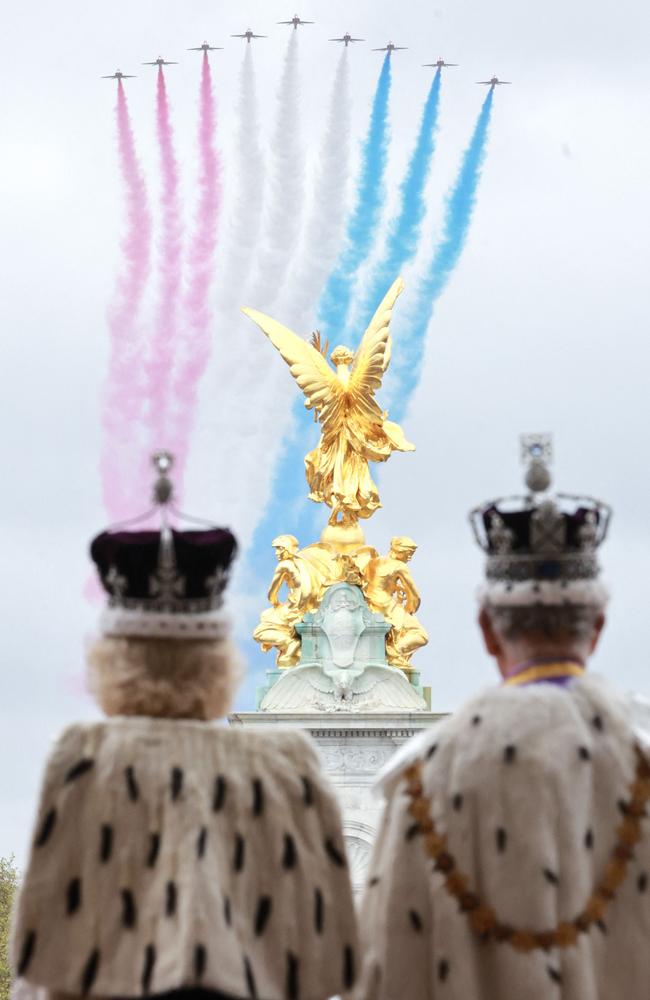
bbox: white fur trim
[477,578,609,607]
[100,606,230,639]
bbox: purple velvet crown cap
[90,527,238,611]
[479,504,605,557]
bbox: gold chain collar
[403,745,650,952]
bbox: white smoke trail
[248,30,305,312]
[279,49,352,333]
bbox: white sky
[1,0,650,862]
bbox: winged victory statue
[242,277,414,527]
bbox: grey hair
[483,603,602,642]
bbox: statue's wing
[348,277,404,421]
[259,666,334,712]
[242,307,344,426]
[352,666,427,710]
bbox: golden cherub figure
[242,277,415,526]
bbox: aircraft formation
[102,13,511,88]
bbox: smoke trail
[358,69,442,331]
[169,52,221,497]
[391,89,494,420]
[101,80,152,520]
[316,54,392,342]
[249,30,305,309]
[279,49,352,332]
[145,67,183,452]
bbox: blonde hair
[87,636,242,721]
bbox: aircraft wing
[476,80,493,84]
[253,34,268,38]
[372,46,388,51]
[142,61,159,65]
[393,46,408,50]
[230,34,247,38]
[278,20,294,24]
[499,80,512,84]
[329,37,345,41]
[351,37,365,41]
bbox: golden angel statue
[242,277,414,526]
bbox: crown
[469,435,612,606]
[90,453,238,638]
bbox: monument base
[229,709,445,891]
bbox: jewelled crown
[469,435,612,606]
[91,453,238,638]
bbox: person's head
[478,601,605,678]
[469,435,612,677]
[272,534,299,560]
[390,536,417,563]
[87,635,242,720]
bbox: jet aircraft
[143,57,178,67]
[372,42,408,53]
[477,76,512,89]
[423,58,458,70]
[102,70,136,80]
[329,33,364,47]
[231,29,267,43]
[188,42,224,52]
[278,14,314,29]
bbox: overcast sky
[2,0,650,862]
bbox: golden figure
[242,277,414,526]
[364,537,429,670]
[253,535,341,667]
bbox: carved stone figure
[364,537,429,669]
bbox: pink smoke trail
[101,80,153,520]
[169,51,221,498]
[146,67,183,462]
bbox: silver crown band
[485,552,600,584]
[100,607,230,640]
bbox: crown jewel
[469,435,611,606]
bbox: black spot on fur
[125,766,139,802]
[147,832,161,868]
[165,881,177,917]
[100,824,113,862]
[405,823,420,841]
[223,896,232,926]
[314,887,324,933]
[597,920,607,935]
[325,837,346,867]
[472,715,482,726]
[592,714,604,731]
[426,743,438,760]
[35,808,57,847]
[368,876,380,887]
[409,909,423,932]
[343,945,355,989]
[213,775,227,812]
[638,872,648,893]
[286,952,299,1000]
[66,877,81,915]
[283,833,297,869]
[234,833,246,872]
[438,959,449,982]
[452,793,463,811]
[543,868,560,886]
[255,895,272,936]
[578,746,591,761]
[496,828,507,853]
[170,767,184,801]
[301,775,314,806]
[194,944,207,981]
[197,827,208,858]
[65,758,94,783]
[81,949,100,995]
[547,966,562,984]
[141,944,156,994]
[121,888,136,928]
[503,745,517,764]
[244,956,258,999]
[17,931,36,976]
[252,778,264,816]
[585,828,594,849]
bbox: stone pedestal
[229,709,445,891]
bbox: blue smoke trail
[390,89,494,421]
[357,69,442,336]
[316,54,392,342]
